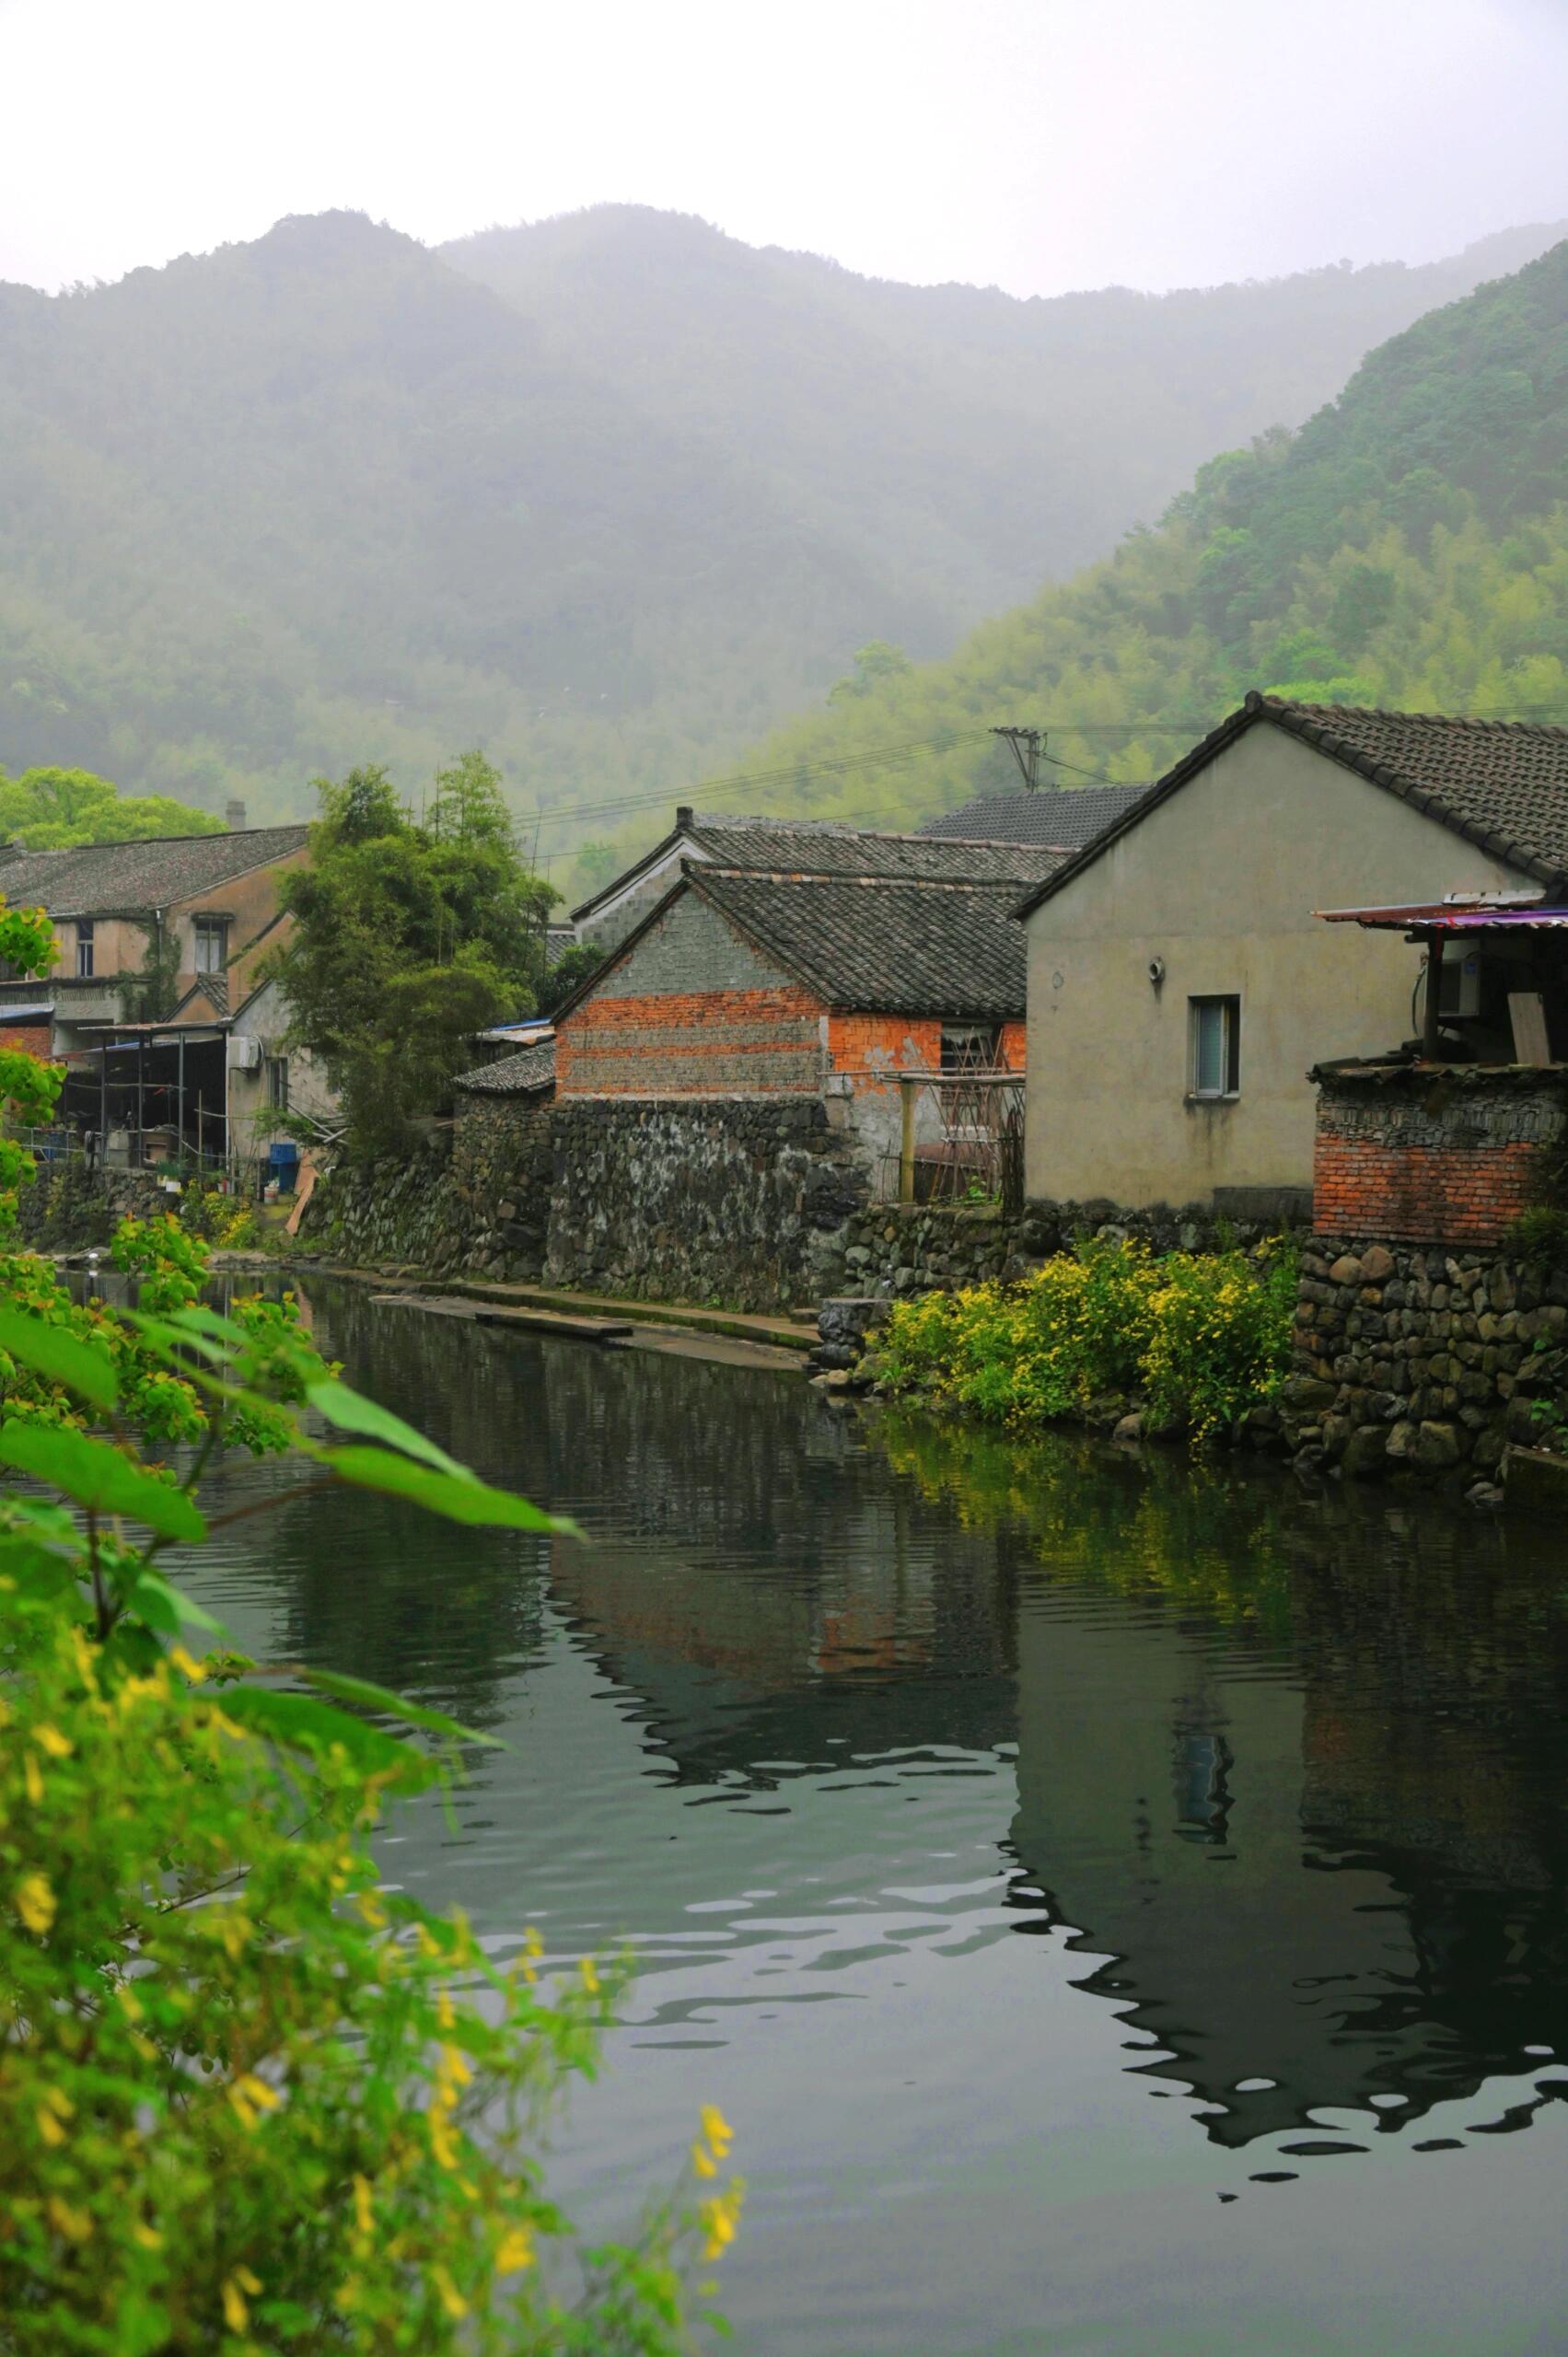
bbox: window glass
[1190,996,1239,1097]
[1192,1000,1224,1095]
[75,922,95,980]
[194,921,226,974]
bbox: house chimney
[676,805,692,830]
[225,796,248,831]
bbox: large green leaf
[305,1379,470,1480]
[299,1665,501,1747]
[318,1445,577,1534]
[0,1306,119,1412]
[0,1421,206,1541]
[220,1685,437,1785]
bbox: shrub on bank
[877,1237,1298,1443]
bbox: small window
[1190,995,1240,1099]
[193,918,227,974]
[941,1023,1000,1074]
[75,921,95,980]
[265,1056,289,1111]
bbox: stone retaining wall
[15,1164,171,1248]
[1281,1235,1568,1486]
[545,1097,869,1309]
[1314,1064,1566,1244]
[809,1194,1300,1302]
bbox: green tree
[0,767,225,851]
[266,762,558,1155]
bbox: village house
[0,822,333,1177]
[570,805,1125,953]
[1014,694,1568,1215]
[553,847,1060,1196]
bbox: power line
[520,698,1568,841]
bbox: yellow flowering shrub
[878,1237,1297,1444]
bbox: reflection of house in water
[537,1345,1018,1784]
[1008,1511,1568,2148]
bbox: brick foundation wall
[1313,1066,1567,1245]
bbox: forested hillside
[701,238,1568,849]
[0,203,1557,863]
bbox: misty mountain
[708,238,1568,841]
[0,205,1560,850]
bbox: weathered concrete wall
[1281,1236,1568,1485]
[1023,724,1539,1208]
[1314,1065,1566,1244]
[545,1096,869,1308]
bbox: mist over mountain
[708,238,1568,846]
[0,203,1560,859]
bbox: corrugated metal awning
[1316,900,1568,932]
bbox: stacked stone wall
[1314,1066,1565,1244]
[16,1163,169,1248]
[1281,1236,1568,1481]
[545,1097,869,1309]
[303,1096,553,1282]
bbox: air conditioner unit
[1437,948,1481,1020]
[230,1033,262,1071]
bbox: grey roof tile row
[0,825,309,919]
[691,867,1027,1019]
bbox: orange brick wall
[558,986,826,1094]
[0,1020,53,1062]
[827,1014,1026,1086]
[1312,1072,1564,1245]
[1312,1134,1545,1244]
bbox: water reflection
[176,1282,1568,2351]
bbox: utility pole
[990,726,1046,791]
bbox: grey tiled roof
[693,867,1026,1018]
[689,820,1063,886]
[0,825,308,919]
[1016,694,1568,917]
[453,1039,557,1096]
[920,784,1153,847]
[571,812,1066,920]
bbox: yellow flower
[428,2102,461,2171]
[691,2141,717,2178]
[352,2175,374,2236]
[220,2276,250,2332]
[439,2041,472,2090]
[35,1724,72,1759]
[700,2104,733,2155]
[495,2225,535,2272]
[132,2221,163,2251]
[226,2073,280,2132]
[431,2264,468,2321]
[168,1643,207,1682]
[436,1987,456,2030]
[16,1872,55,1935]
[47,2196,93,2244]
[23,1752,43,1805]
[579,1956,600,1996]
[37,2107,66,2148]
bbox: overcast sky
[3,0,1563,297]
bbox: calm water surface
[180,1282,1568,2355]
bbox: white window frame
[1188,994,1240,1101]
[75,920,95,980]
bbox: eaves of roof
[1010,694,1568,923]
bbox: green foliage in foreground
[877,1239,1298,1443]
[264,757,558,1156]
[0,766,226,851]
[0,892,740,2352]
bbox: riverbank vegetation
[877,1237,1298,1444]
[0,894,738,2351]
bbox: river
[178,1279,1568,2356]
